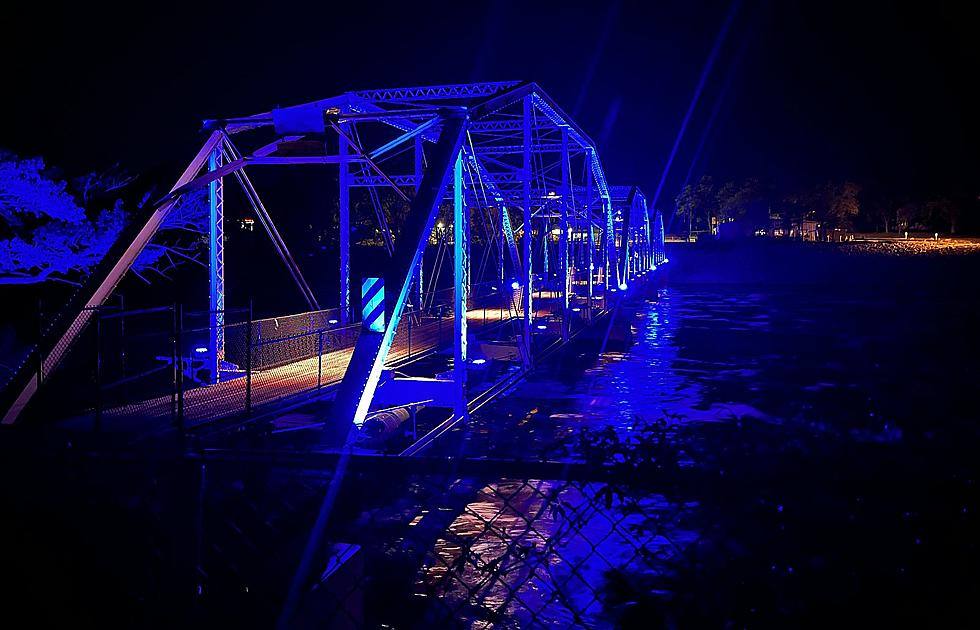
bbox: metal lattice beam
[351,81,521,102]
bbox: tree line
[0,150,208,286]
[673,175,970,236]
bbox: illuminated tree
[0,151,207,286]
[825,181,861,229]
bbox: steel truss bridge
[0,81,667,433]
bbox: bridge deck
[103,306,535,426]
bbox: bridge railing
[36,280,523,430]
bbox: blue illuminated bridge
[0,81,667,443]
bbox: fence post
[94,307,102,432]
[119,293,126,380]
[317,329,323,390]
[36,297,43,387]
[176,303,185,430]
[171,304,178,425]
[245,301,253,416]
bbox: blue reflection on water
[468,283,979,455]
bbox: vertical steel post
[522,95,534,363]
[414,135,425,310]
[339,122,352,325]
[499,216,506,284]
[453,151,468,420]
[644,204,652,271]
[586,149,595,318]
[207,148,225,382]
[559,127,571,341]
[604,199,612,302]
[543,229,549,277]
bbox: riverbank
[666,237,980,285]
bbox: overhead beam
[368,116,440,160]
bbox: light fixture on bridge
[511,281,520,290]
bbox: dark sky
[2,0,977,205]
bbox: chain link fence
[25,429,694,628]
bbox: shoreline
[666,237,980,285]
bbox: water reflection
[421,284,980,626]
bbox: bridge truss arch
[1,81,663,429]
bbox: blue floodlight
[328,318,339,325]
[194,346,208,354]
[511,281,520,290]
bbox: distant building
[768,212,821,241]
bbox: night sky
[2,0,976,205]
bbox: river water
[423,283,980,627]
